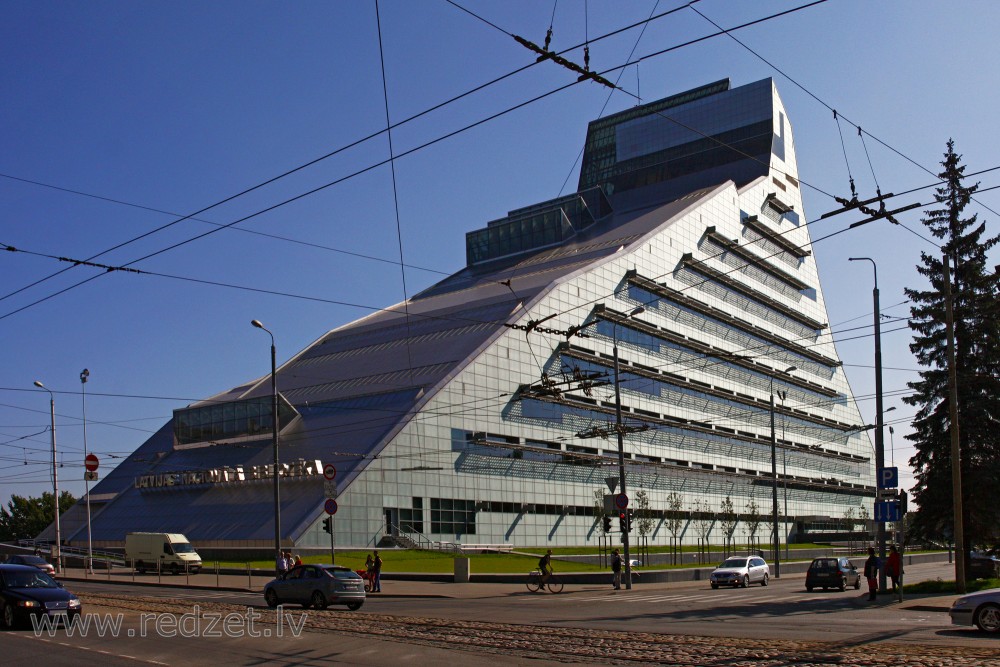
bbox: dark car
[969,553,1000,580]
[805,557,861,592]
[5,554,56,576]
[264,564,365,610]
[0,564,81,628]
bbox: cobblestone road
[82,592,1000,666]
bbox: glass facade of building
[69,78,875,552]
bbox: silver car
[949,587,1000,633]
[264,564,365,611]
[710,556,770,588]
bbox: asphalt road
[5,559,996,666]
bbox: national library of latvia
[54,78,873,551]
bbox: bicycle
[526,569,564,593]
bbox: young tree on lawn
[665,492,684,563]
[718,495,738,553]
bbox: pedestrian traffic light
[322,517,332,534]
[602,515,612,532]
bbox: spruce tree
[903,140,1000,555]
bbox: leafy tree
[665,492,684,563]
[718,495,737,551]
[691,498,714,557]
[635,489,654,539]
[744,498,762,547]
[903,140,1000,557]
[593,488,608,534]
[0,491,76,542]
[858,504,871,545]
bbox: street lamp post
[81,369,93,573]
[613,306,645,591]
[770,366,796,578]
[34,381,60,572]
[779,390,789,560]
[251,320,282,576]
[850,257,887,592]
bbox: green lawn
[903,577,1000,595]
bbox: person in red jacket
[886,545,903,602]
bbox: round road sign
[324,498,339,515]
[85,453,99,472]
[323,463,337,480]
[614,493,629,510]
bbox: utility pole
[942,254,965,593]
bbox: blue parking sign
[878,466,898,489]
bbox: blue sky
[2,0,998,511]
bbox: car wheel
[170,563,180,575]
[264,589,279,608]
[741,575,749,588]
[711,583,718,589]
[761,573,769,587]
[346,600,364,611]
[2,603,17,629]
[974,603,1000,633]
[806,585,813,592]
[854,578,861,590]
[839,576,847,592]
[136,561,146,574]
[311,591,328,610]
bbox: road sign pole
[330,517,335,564]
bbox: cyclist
[538,549,553,588]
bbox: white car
[710,556,770,588]
[949,587,1000,633]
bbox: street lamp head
[251,319,264,329]
[784,366,797,374]
[628,306,645,318]
[33,380,44,389]
[80,369,89,383]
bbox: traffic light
[602,515,612,532]
[899,491,908,515]
[322,517,332,534]
[618,512,627,532]
[626,509,633,533]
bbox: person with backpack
[611,548,622,590]
[538,550,553,589]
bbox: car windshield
[720,558,747,568]
[326,568,361,580]
[2,570,59,588]
[172,543,197,554]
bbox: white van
[125,532,202,574]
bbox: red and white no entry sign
[85,453,99,472]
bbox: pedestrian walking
[611,548,622,590]
[886,545,903,602]
[372,550,383,592]
[863,547,880,601]
[276,550,288,576]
